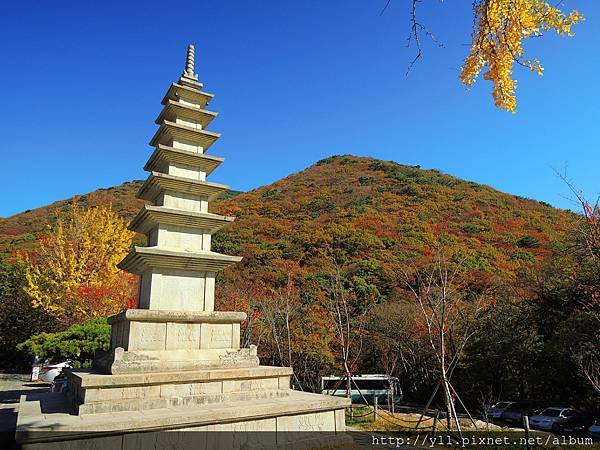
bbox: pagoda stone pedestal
[16,45,349,450]
[93,310,256,376]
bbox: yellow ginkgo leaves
[460,0,584,113]
[20,203,136,325]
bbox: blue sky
[1,0,597,217]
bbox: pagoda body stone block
[137,268,216,310]
[16,44,350,450]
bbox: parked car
[39,360,72,383]
[529,407,578,431]
[554,413,596,436]
[502,401,544,424]
[589,420,600,441]
[486,401,515,420]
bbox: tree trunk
[345,363,352,402]
[442,374,453,430]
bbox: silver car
[486,401,515,420]
[529,407,578,431]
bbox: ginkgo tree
[389,0,584,112]
[20,203,137,326]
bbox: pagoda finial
[183,44,198,80]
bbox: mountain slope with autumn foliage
[0,182,240,255]
[1,155,573,282]
[0,181,144,255]
[4,154,594,405]
[211,155,574,291]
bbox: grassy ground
[346,407,599,449]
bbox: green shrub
[358,176,375,185]
[517,234,540,248]
[461,222,490,234]
[462,224,482,234]
[17,318,110,366]
[306,197,336,214]
[212,232,243,254]
[261,189,280,199]
[510,250,536,263]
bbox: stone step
[68,366,294,415]
[78,388,292,415]
[69,365,292,388]
[17,389,351,450]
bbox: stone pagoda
[94,44,254,376]
[16,45,349,450]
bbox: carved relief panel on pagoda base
[108,310,243,352]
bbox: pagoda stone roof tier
[118,246,243,274]
[129,205,235,234]
[162,82,214,108]
[138,172,229,202]
[150,121,220,151]
[144,144,223,175]
[155,100,217,128]
[179,75,203,90]
[108,309,247,325]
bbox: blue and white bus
[320,374,402,404]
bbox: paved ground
[0,374,50,450]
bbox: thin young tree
[323,266,371,404]
[401,246,486,433]
[256,261,307,390]
[366,301,421,412]
[556,173,600,392]
[577,353,600,395]
[557,172,600,260]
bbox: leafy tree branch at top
[461,0,583,113]
[388,0,584,113]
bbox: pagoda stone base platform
[16,383,351,450]
[67,366,294,415]
[15,310,351,449]
[93,310,259,374]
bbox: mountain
[0,181,144,255]
[0,182,239,255]
[0,155,574,288]
[212,155,574,283]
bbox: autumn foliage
[1,155,596,408]
[460,0,584,112]
[212,155,574,288]
[19,203,136,325]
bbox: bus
[320,374,402,405]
